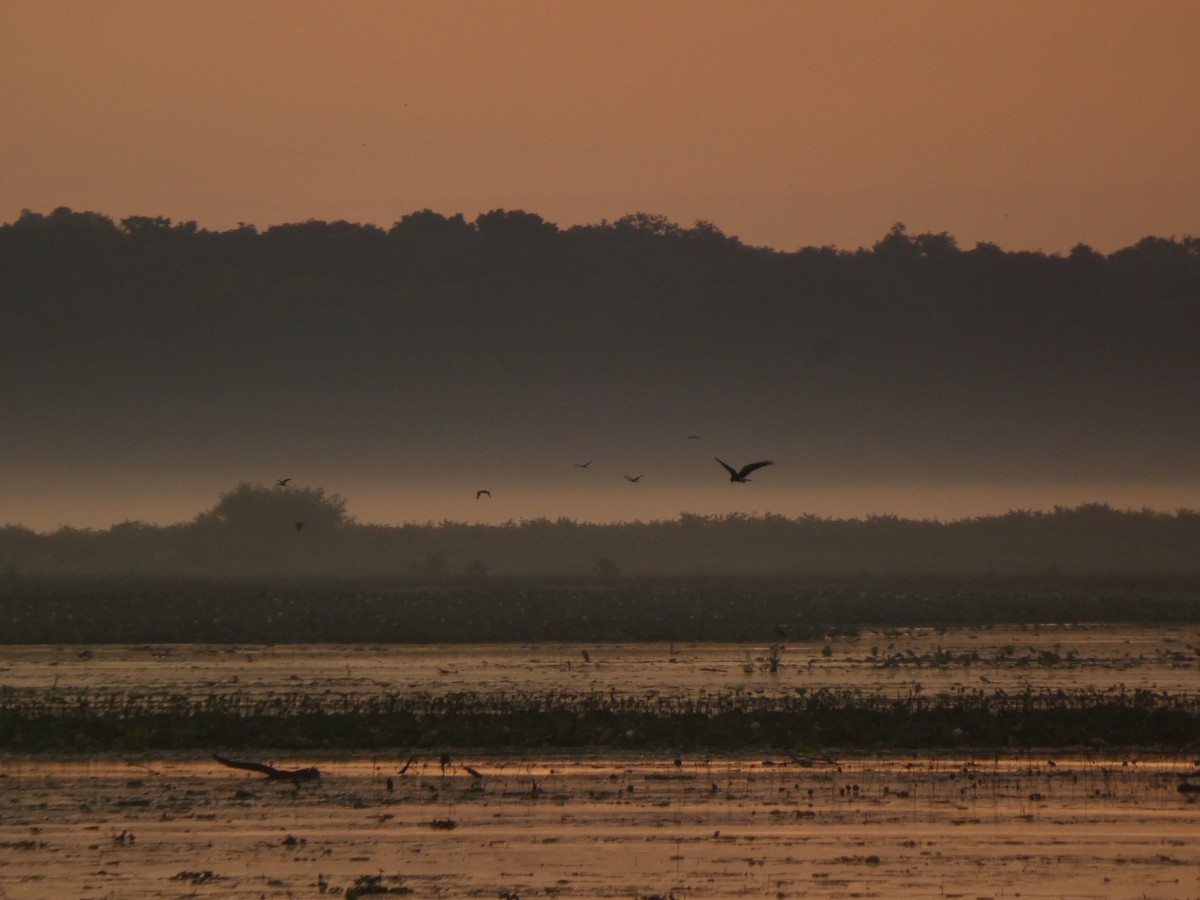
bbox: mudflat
[2,751,1198,899]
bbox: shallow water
[2,623,1197,702]
[2,628,1199,896]
[1,751,1198,899]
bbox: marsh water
[1,625,1198,898]
[3,623,1198,700]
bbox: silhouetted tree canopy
[198,482,350,533]
[2,206,1199,489]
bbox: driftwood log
[212,754,321,782]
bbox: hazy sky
[4,1,1200,531]
[3,1,1197,254]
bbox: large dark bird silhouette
[715,458,773,482]
[275,477,292,487]
[212,754,320,782]
[476,489,491,499]
[623,474,643,483]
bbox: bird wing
[213,755,320,780]
[714,458,739,478]
[737,460,774,478]
[213,754,280,777]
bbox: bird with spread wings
[715,458,774,483]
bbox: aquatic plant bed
[4,574,1200,644]
[4,629,1197,751]
[3,684,1198,752]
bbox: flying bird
[476,489,491,499]
[687,435,701,440]
[573,461,593,468]
[715,458,774,483]
[212,754,320,782]
[293,521,305,531]
[275,477,292,487]
[623,474,643,483]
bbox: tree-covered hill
[3,207,1199,483]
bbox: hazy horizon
[8,467,1200,533]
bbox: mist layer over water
[7,474,1200,532]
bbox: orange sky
[3,0,1197,253]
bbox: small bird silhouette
[715,458,773,483]
[573,461,592,468]
[623,474,643,483]
[275,477,292,487]
[687,434,701,440]
[476,489,491,499]
[293,521,305,531]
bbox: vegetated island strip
[3,574,1200,644]
[3,686,1198,753]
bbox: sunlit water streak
[2,624,1196,702]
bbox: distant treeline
[3,484,1200,580]
[3,207,1200,479]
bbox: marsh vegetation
[4,572,1200,644]
[3,625,1197,896]
[3,628,1196,753]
